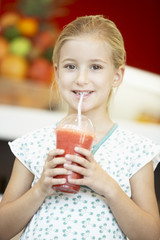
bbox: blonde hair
[53,15,126,69]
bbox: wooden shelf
[0,77,59,109]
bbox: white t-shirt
[9,123,160,240]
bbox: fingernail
[64,163,69,168]
[59,149,64,153]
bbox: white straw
[78,93,84,129]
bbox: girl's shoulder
[8,123,58,158]
[10,124,57,144]
[8,124,57,177]
[114,125,159,146]
[114,125,160,173]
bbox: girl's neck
[89,112,114,144]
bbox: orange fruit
[0,37,9,60]
[0,54,28,81]
[0,12,20,29]
[17,17,38,37]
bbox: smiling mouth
[72,91,94,96]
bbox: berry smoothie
[54,127,94,193]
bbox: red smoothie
[54,128,94,193]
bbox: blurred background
[0,0,160,209]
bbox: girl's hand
[36,149,71,198]
[64,147,115,197]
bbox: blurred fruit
[17,0,55,19]
[0,55,28,81]
[3,26,20,41]
[9,37,32,57]
[28,47,42,60]
[43,47,54,63]
[34,31,54,51]
[0,37,9,60]
[0,12,20,29]
[28,58,54,85]
[17,17,39,37]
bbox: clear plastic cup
[54,114,94,193]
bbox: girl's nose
[75,68,89,85]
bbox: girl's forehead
[60,36,112,55]
[58,38,113,67]
[64,35,109,46]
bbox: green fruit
[3,26,20,41]
[42,47,54,63]
[9,37,32,56]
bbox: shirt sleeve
[128,134,160,178]
[8,124,57,178]
[8,133,34,174]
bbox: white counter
[0,104,160,144]
[0,105,65,140]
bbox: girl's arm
[0,158,45,239]
[65,149,160,240]
[105,161,160,240]
[0,149,69,240]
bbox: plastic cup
[54,114,94,193]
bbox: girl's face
[54,37,123,114]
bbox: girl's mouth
[72,90,94,97]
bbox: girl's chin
[68,104,87,114]
[74,106,92,115]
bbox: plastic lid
[56,114,95,134]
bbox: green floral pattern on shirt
[9,124,160,240]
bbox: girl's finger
[65,154,89,168]
[52,178,66,186]
[46,149,64,162]
[64,162,87,176]
[48,167,72,177]
[67,177,84,186]
[47,157,66,169]
[74,147,93,161]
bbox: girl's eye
[91,64,102,70]
[64,64,76,70]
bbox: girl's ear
[112,65,125,87]
[54,64,59,82]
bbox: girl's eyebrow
[61,58,107,64]
[89,58,107,64]
[62,58,76,63]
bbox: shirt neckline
[91,123,118,155]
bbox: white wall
[110,66,160,120]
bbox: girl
[0,15,160,240]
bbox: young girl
[0,15,160,240]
